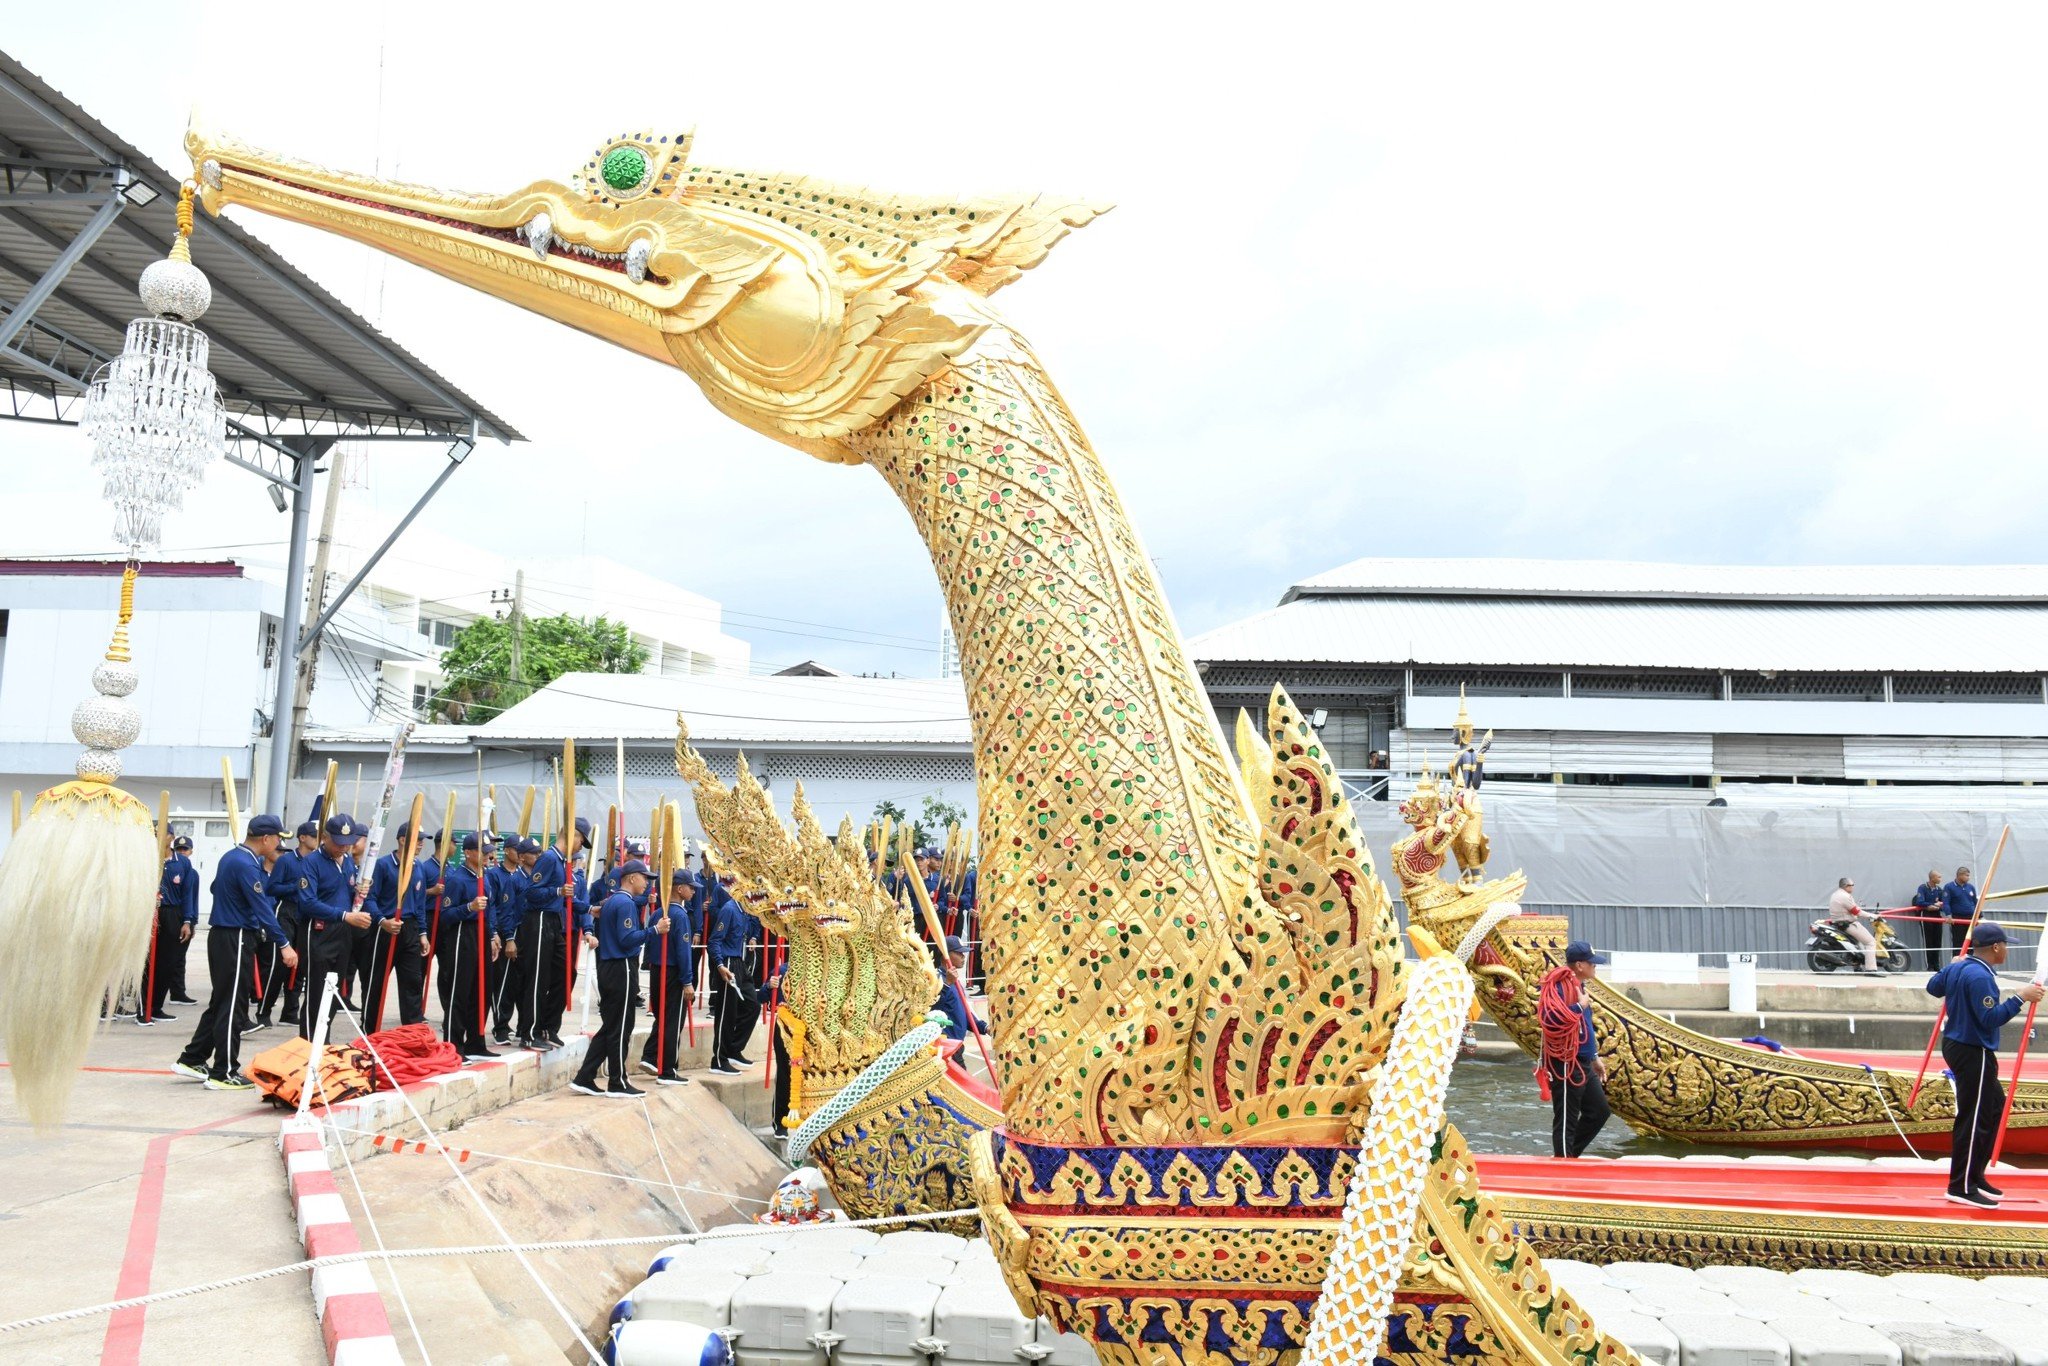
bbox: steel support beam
[0,179,125,352]
[294,436,473,658]
[264,437,328,811]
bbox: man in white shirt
[1827,876,1882,976]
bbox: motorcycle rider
[1826,877,1884,977]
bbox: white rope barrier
[333,998,607,1364]
[318,1122,774,1206]
[315,1062,435,1365]
[0,1208,982,1336]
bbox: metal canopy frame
[0,49,523,810]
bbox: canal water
[1448,1055,1768,1159]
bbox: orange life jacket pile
[243,1035,377,1109]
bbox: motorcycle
[1805,915,1912,974]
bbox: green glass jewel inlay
[601,146,649,192]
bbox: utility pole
[288,461,345,758]
[508,568,526,706]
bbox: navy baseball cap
[294,820,320,839]
[1972,922,2009,948]
[944,934,967,956]
[519,837,542,855]
[324,814,359,841]
[572,816,593,838]
[618,859,651,879]
[671,869,698,888]
[625,838,650,856]
[171,835,193,851]
[1564,940,1609,965]
[246,814,285,838]
[460,832,490,851]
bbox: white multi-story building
[272,515,752,730]
[0,540,753,872]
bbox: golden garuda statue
[188,126,1631,1366]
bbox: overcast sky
[6,4,2046,676]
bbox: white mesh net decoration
[78,183,226,556]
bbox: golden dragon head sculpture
[186,124,1106,463]
[674,721,938,1089]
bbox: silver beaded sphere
[91,660,140,698]
[72,694,142,751]
[77,748,125,782]
[139,255,211,323]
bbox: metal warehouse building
[1190,559,2048,966]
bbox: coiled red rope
[1536,964,1586,1098]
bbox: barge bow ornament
[192,124,1633,1366]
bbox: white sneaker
[170,1061,207,1081]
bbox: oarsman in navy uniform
[361,822,433,1029]
[1942,867,1980,960]
[489,837,526,1044]
[165,834,201,1004]
[1927,923,2044,1207]
[639,868,699,1086]
[504,837,547,1047]
[297,814,369,1039]
[171,815,297,1091]
[526,818,593,1051]
[933,935,987,1042]
[704,869,753,1073]
[258,821,320,1029]
[137,835,201,1024]
[573,859,672,1098]
[1911,869,1948,973]
[439,833,501,1062]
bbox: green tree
[430,613,649,723]
[867,796,972,857]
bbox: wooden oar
[652,800,670,1078]
[221,755,243,844]
[427,792,457,960]
[1990,951,2048,1165]
[143,790,171,1023]
[1909,825,2010,1106]
[561,739,578,1014]
[375,792,426,1033]
[896,824,997,1081]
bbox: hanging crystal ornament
[80,181,227,555]
[0,183,225,1129]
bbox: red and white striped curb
[280,1116,401,1366]
[275,1043,571,1364]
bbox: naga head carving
[675,720,938,1081]
[186,123,1107,461]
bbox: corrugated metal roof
[1190,594,2048,672]
[0,50,518,442]
[477,673,972,746]
[1286,558,2048,604]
